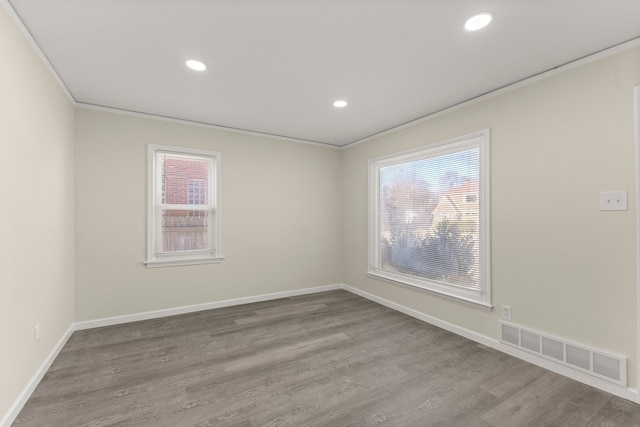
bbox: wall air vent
[500,321,627,387]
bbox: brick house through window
[161,155,210,252]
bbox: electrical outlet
[355,267,360,277]
[501,305,512,321]
[34,324,41,344]
[599,191,628,211]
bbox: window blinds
[378,147,481,290]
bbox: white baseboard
[4,281,638,427]
[1,324,75,427]
[74,283,343,330]
[340,283,640,404]
[2,283,342,426]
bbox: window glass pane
[188,178,207,205]
[379,147,480,290]
[161,209,209,252]
[161,154,209,205]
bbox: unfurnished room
[2,1,640,426]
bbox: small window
[146,144,222,267]
[368,130,491,308]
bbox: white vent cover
[500,321,627,387]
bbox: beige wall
[74,108,343,320]
[3,0,639,416]
[343,46,640,387]
[0,5,75,418]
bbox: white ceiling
[7,1,640,147]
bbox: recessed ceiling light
[333,100,348,108]
[186,59,207,71]
[465,12,493,31]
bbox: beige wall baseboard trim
[5,282,638,426]
[74,284,343,331]
[2,284,343,426]
[341,284,640,404]
[0,324,75,427]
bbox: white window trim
[145,144,223,268]
[368,129,491,309]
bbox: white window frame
[146,144,223,267]
[368,130,491,309]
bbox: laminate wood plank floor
[13,290,640,426]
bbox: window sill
[367,269,492,311]
[144,255,224,268]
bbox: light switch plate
[501,305,512,321]
[599,191,628,211]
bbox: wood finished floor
[13,290,640,426]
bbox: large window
[146,144,222,267]
[368,130,491,308]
